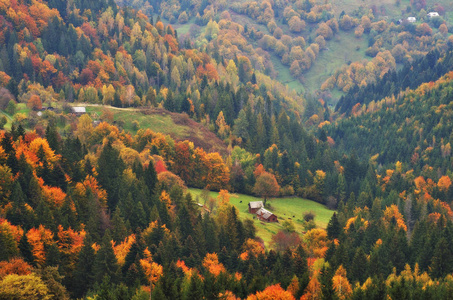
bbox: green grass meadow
[304,33,369,97]
[270,55,305,94]
[189,188,335,248]
[84,106,188,137]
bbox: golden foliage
[246,284,295,300]
[26,225,55,265]
[303,228,329,258]
[74,175,108,208]
[0,258,33,279]
[301,274,322,300]
[202,253,226,276]
[0,218,23,244]
[140,259,163,285]
[286,276,299,297]
[437,175,451,192]
[332,265,352,300]
[219,290,241,300]
[39,178,66,208]
[240,238,265,260]
[57,225,86,257]
[383,205,407,231]
[112,234,136,266]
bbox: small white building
[427,12,440,18]
[72,107,86,116]
[407,17,416,23]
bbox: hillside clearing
[189,188,335,248]
[83,105,228,154]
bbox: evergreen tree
[46,123,60,153]
[182,273,204,300]
[430,237,453,278]
[19,233,35,266]
[178,204,193,240]
[350,247,368,284]
[327,212,342,240]
[72,234,96,298]
[111,208,129,243]
[96,140,125,210]
[93,231,120,285]
[144,160,158,196]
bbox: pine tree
[327,212,342,240]
[430,237,453,278]
[19,233,35,266]
[182,273,204,300]
[7,181,33,228]
[93,231,120,285]
[96,140,125,210]
[46,123,60,153]
[164,90,175,111]
[111,208,128,243]
[72,234,96,298]
[351,247,368,284]
[0,225,19,261]
[144,160,158,196]
[178,204,193,240]
[45,243,61,267]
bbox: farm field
[189,188,335,248]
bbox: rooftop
[72,107,86,113]
[249,201,264,209]
[256,207,274,219]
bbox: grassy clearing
[173,19,196,36]
[84,106,188,137]
[0,112,13,130]
[83,105,227,153]
[331,0,398,17]
[16,103,31,115]
[270,56,305,94]
[189,188,335,248]
[304,33,369,99]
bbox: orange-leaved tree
[246,283,295,300]
[26,225,54,265]
[202,253,226,276]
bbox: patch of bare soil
[140,108,228,155]
[169,111,228,155]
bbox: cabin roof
[249,201,264,209]
[256,207,275,219]
[72,107,86,113]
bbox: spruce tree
[93,230,120,285]
[327,212,342,240]
[144,159,157,196]
[19,233,35,266]
[96,140,125,210]
[72,234,96,298]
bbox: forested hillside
[117,0,453,98]
[2,0,453,299]
[335,48,453,114]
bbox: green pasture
[189,188,335,248]
[270,56,305,94]
[304,33,368,100]
[84,106,188,138]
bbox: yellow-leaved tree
[332,265,352,300]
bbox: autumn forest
[2,0,453,299]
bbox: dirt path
[74,103,145,112]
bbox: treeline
[336,48,453,114]
[328,72,453,171]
